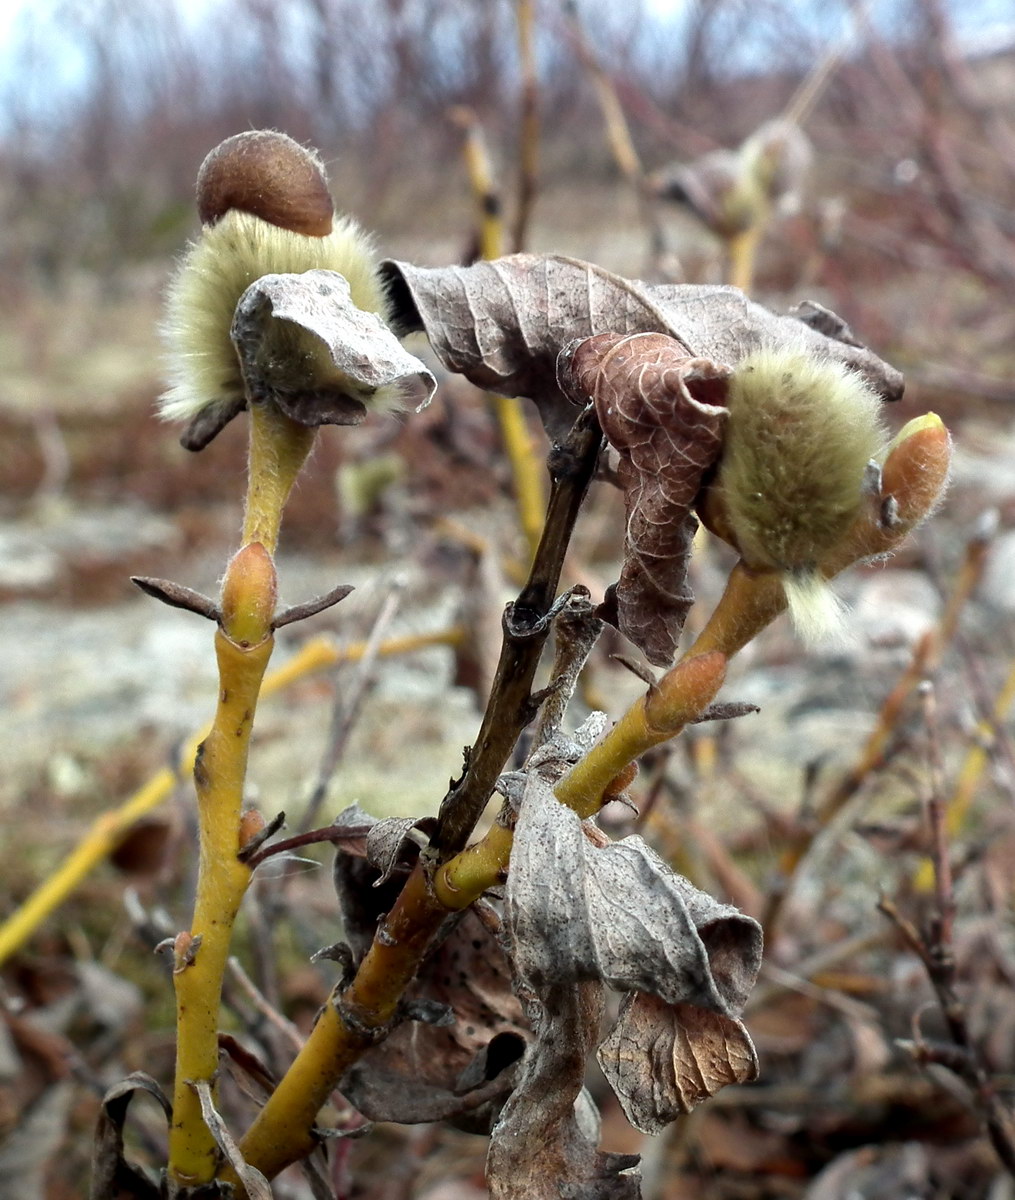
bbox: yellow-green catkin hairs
[714,348,888,643]
[161,129,398,449]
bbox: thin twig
[227,956,304,1056]
[0,628,463,968]
[301,580,405,832]
[561,0,670,273]
[875,683,1015,1178]
[530,586,603,748]
[763,514,990,938]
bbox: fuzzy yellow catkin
[717,348,887,643]
[160,132,398,428]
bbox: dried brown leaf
[191,1079,272,1200]
[506,775,762,1013]
[202,268,436,447]
[597,992,759,1134]
[341,906,528,1131]
[486,982,642,1200]
[380,254,903,440]
[503,772,763,1156]
[331,804,403,959]
[365,815,437,885]
[562,332,729,665]
[89,1072,171,1200]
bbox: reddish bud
[238,809,267,850]
[644,651,727,736]
[220,542,277,646]
[880,413,951,529]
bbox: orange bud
[644,651,727,736]
[172,930,202,974]
[238,809,267,851]
[880,413,952,529]
[220,542,277,646]
[603,761,639,800]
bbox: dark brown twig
[432,406,603,859]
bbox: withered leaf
[381,255,679,438]
[90,1072,171,1200]
[562,332,729,665]
[365,814,437,885]
[331,805,409,960]
[332,809,527,1125]
[505,775,761,1147]
[191,1080,273,1200]
[597,992,759,1134]
[341,906,528,1132]
[486,982,641,1200]
[217,269,435,436]
[507,774,762,1013]
[380,254,903,440]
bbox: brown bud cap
[196,130,334,236]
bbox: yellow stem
[434,821,516,909]
[231,653,725,1186]
[493,394,546,561]
[233,865,447,1182]
[0,628,464,969]
[914,653,1015,892]
[0,728,202,966]
[726,223,764,292]
[459,112,503,262]
[243,405,316,553]
[168,630,272,1186]
[685,561,786,661]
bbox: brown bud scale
[197,130,334,236]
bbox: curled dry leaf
[364,814,437,885]
[486,982,641,1200]
[380,254,902,440]
[560,331,729,665]
[341,906,529,1132]
[597,992,759,1135]
[191,1079,273,1200]
[90,1072,171,1200]
[332,805,412,960]
[183,269,437,449]
[507,774,762,1012]
[331,807,529,1129]
[503,774,762,1159]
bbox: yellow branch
[456,107,546,560]
[914,652,1015,892]
[243,406,316,553]
[231,864,448,1182]
[492,393,546,560]
[168,629,272,1185]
